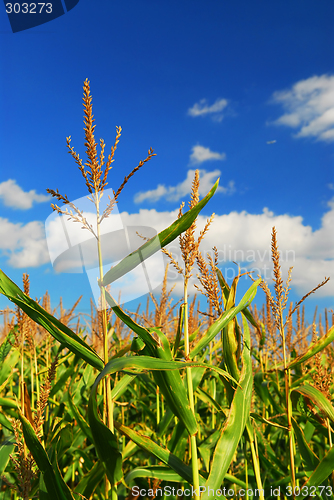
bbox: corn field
[0,80,333,500]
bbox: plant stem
[95,193,113,431]
[280,311,295,493]
[184,279,200,497]
[96,192,113,499]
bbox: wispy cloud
[0,179,50,209]
[188,98,228,121]
[270,74,334,142]
[134,169,233,204]
[189,145,226,165]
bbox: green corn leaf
[0,397,17,409]
[0,328,16,366]
[90,356,237,396]
[291,418,319,471]
[216,267,261,336]
[222,275,241,380]
[106,296,158,348]
[292,384,334,423]
[87,390,123,487]
[0,411,13,432]
[287,324,334,371]
[110,373,137,400]
[158,406,174,438]
[125,467,247,490]
[201,315,253,500]
[124,465,188,485]
[100,178,219,287]
[103,300,235,435]
[89,354,236,437]
[198,428,221,471]
[89,354,213,487]
[191,279,261,358]
[302,445,334,488]
[114,421,206,486]
[66,389,93,442]
[0,269,104,371]
[168,421,188,457]
[19,413,75,500]
[196,386,225,414]
[0,437,15,475]
[74,462,105,498]
[143,327,197,436]
[107,304,192,433]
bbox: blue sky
[0,0,333,328]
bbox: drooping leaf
[0,269,104,371]
[89,354,236,437]
[292,384,334,423]
[102,301,236,436]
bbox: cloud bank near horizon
[1,194,332,298]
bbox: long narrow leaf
[201,315,253,499]
[90,355,237,393]
[0,270,104,371]
[74,462,105,498]
[292,384,334,423]
[0,328,16,366]
[288,324,334,371]
[191,279,261,358]
[100,179,219,287]
[124,465,187,485]
[303,446,334,488]
[19,413,75,500]
[291,418,319,471]
[115,421,206,486]
[87,393,123,487]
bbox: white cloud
[0,217,50,267]
[190,145,226,165]
[1,195,333,299]
[270,74,334,142]
[0,179,50,209]
[188,98,228,121]
[120,198,334,298]
[134,169,233,204]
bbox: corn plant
[0,80,333,500]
